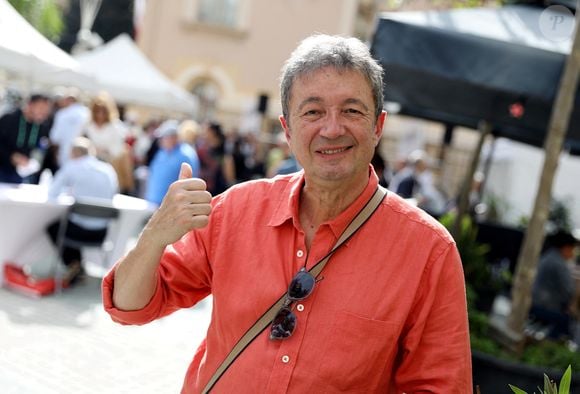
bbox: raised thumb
[178,162,193,180]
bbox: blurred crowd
[0,89,460,217]
[0,90,305,206]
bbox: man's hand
[144,162,212,248]
[10,152,29,167]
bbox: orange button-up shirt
[103,168,472,393]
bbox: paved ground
[0,275,212,394]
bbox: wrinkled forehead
[289,67,374,105]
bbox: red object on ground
[2,263,66,297]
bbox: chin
[317,168,353,182]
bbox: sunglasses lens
[270,307,296,340]
[288,270,315,300]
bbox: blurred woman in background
[84,93,134,195]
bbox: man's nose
[319,111,345,139]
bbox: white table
[0,183,156,282]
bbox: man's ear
[374,111,387,145]
[280,115,291,142]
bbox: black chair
[54,197,120,291]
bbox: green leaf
[544,373,557,394]
[508,384,528,394]
[558,365,572,394]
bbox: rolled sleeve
[102,267,173,325]
[102,229,214,326]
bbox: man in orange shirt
[103,34,472,393]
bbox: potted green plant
[439,213,580,392]
[468,286,579,392]
[509,365,571,394]
[440,213,507,312]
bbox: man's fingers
[188,203,212,216]
[178,162,193,180]
[184,190,212,204]
[179,177,208,192]
[190,215,210,228]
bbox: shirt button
[281,355,290,363]
[296,304,304,312]
[297,250,304,258]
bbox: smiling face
[280,66,386,189]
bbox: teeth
[320,147,347,154]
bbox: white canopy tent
[74,34,198,115]
[0,0,93,89]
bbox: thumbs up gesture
[145,162,213,247]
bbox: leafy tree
[8,0,64,42]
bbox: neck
[299,174,369,230]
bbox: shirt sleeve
[49,112,65,144]
[48,164,70,199]
[102,215,215,325]
[395,242,472,393]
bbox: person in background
[232,131,265,181]
[198,121,235,195]
[133,118,162,199]
[371,141,390,188]
[389,149,446,216]
[145,120,200,206]
[46,137,118,286]
[408,150,446,216]
[177,119,202,148]
[49,87,90,168]
[266,131,302,176]
[133,118,162,168]
[103,34,471,393]
[387,154,413,197]
[265,131,288,177]
[531,230,579,340]
[84,93,134,195]
[0,94,52,184]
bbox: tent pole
[479,133,496,199]
[451,120,491,240]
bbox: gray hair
[280,34,384,122]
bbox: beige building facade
[137,0,377,130]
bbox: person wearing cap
[531,230,580,339]
[145,119,200,206]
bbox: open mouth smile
[317,147,351,155]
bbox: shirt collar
[268,165,380,239]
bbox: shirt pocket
[313,310,400,392]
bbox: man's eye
[344,108,362,114]
[303,110,320,116]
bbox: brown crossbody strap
[202,186,387,393]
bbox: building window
[197,0,240,28]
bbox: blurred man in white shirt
[46,137,118,285]
[49,88,90,167]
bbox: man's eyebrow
[297,97,371,113]
[344,98,370,112]
[297,97,323,113]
